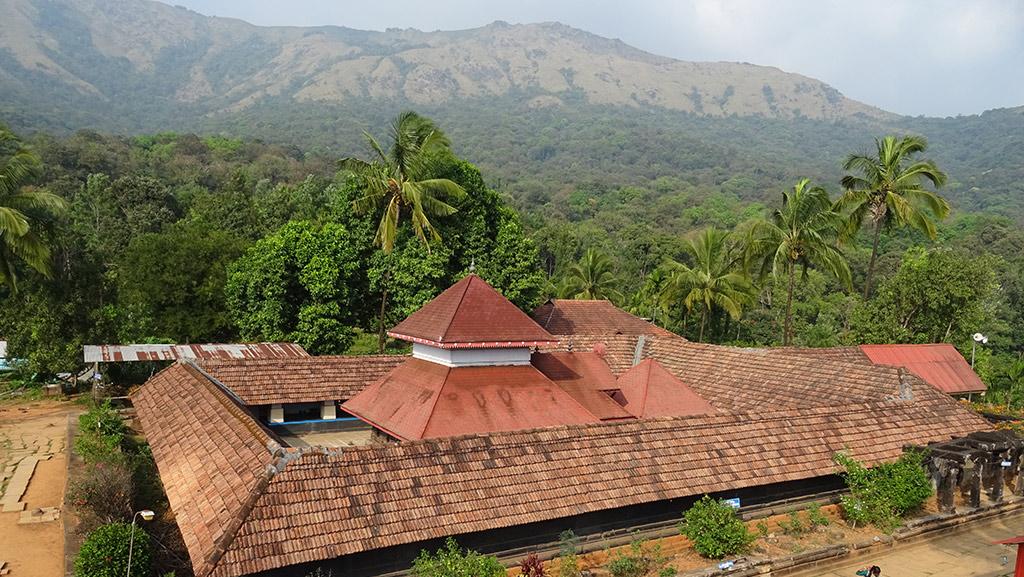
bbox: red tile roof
[617,359,714,418]
[132,338,992,577]
[533,351,634,420]
[388,274,557,349]
[132,363,279,577]
[859,344,986,395]
[196,355,406,405]
[341,358,597,440]
[532,299,675,337]
[221,396,986,577]
[767,344,986,395]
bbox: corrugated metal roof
[859,343,986,395]
[82,343,308,363]
[388,274,557,349]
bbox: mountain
[0,0,1021,222]
[0,0,890,130]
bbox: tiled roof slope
[132,363,278,577]
[617,359,714,418]
[389,274,557,348]
[860,344,987,394]
[215,394,989,577]
[532,299,675,337]
[341,358,597,440]
[761,344,986,395]
[532,351,634,420]
[197,355,407,404]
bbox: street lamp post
[972,332,989,369]
[127,509,154,577]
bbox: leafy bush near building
[834,449,933,531]
[606,540,669,577]
[410,537,505,577]
[74,522,151,577]
[555,530,581,577]
[75,400,127,464]
[518,552,545,577]
[679,495,754,559]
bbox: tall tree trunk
[377,272,390,353]
[863,219,883,299]
[699,308,707,343]
[784,261,796,346]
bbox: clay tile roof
[212,395,989,577]
[341,358,597,440]
[388,274,557,349]
[134,335,993,577]
[132,363,277,577]
[859,343,986,395]
[533,351,633,420]
[196,355,407,405]
[532,299,675,337]
[765,344,986,395]
[616,358,714,418]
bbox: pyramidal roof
[617,358,714,418]
[388,274,558,349]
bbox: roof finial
[469,257,476,274]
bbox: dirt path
[792,508,1024,577]
[0,400,82,577]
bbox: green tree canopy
[838,135,949,297]
[849,247,1002,347]
[660,228,755,342]
[559,248,623,302]
[226,221,364,354]
[0,125,67,291]
[748,179,851,345]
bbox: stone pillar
[321,401,336,420]
[937,462,957,514]
[270,404,284,424]
[1015,452,1024,497]
[964,457,982,509]
[986,459,1004,503]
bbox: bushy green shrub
[606,540,667,577]
[834,449,933,531]
[75,401,127,464]
[680,495,754,559]
[807,503,830,527]
[555,530,581,577]
[74,522,150,577]
[410,537,505,577]
[778,510,805,535]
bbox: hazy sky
[162,0,1024,117]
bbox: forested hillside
[0,0,1022,400]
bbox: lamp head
[139,510,155,522]
[973,333,987,343]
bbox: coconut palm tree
[748,179,851,345]
[339,111,466,253]
[660,228,755,342]
[559,249,623,302]
[0,126,67,293]
[838,135,949,298]
[339,111,466,351]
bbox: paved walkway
[796,510,1024,577]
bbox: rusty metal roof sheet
[82,343,309,363]
[859,343,986,395]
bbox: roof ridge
[178,361,294,577]
[436,275,474,342]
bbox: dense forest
[0,112,1022,403]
